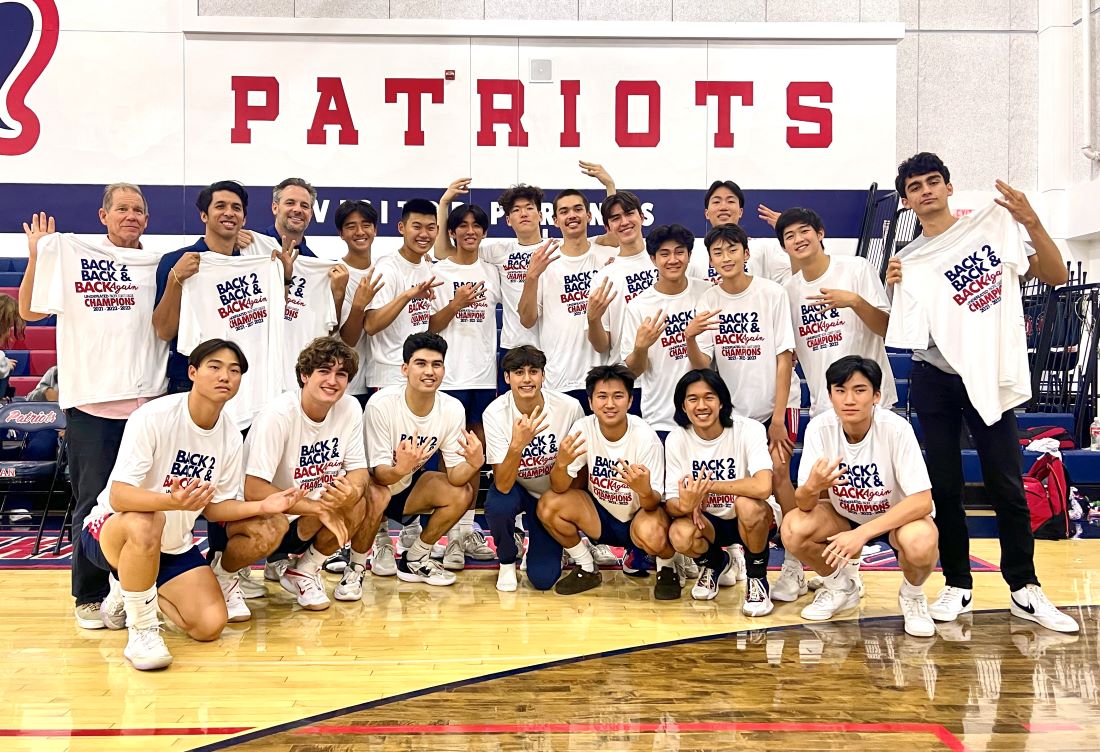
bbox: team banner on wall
[1,1,898,241]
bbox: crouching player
[80,339,302,670]
[536,364,670,597]
[780,356,938,637]
[665,369,778,614]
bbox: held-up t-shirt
[429,258,501,390]
[366,252,435,388]
[535,246,618,391]
[82,393,243,555]
[364,385,466,494]
[483,389,585,496]
[798,407,932,525]
[663,417,773,520]
[479,239,545,350]
[565,414,665,522]
[31,233,168,409]
[620,279,712,431]
[696,277,796,422]
[590,251,659,362]
[785,255,897,416]
[282,256,339,390]
[177,253,286,430]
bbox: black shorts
[270,517,315,557]
[703,512,744,548]
[384,470,428,524]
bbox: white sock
[408,537,432,562]
[784,547,799,564]
[900,577,923,597]
[210,552,232,579]
[823,565,853,590]
[297,545,326,573]
[566,542,596,572]
[349,549,369,568]
[656,556,675,571]
[459,509,475,532]
[122,584,159,630]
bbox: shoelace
[342,564,366,584]
[746,579,768,602]
[133,625,166,650]
[780,559,803,579]
[1023,584,1053,611]
[937,586,966,607]
[696,568,717,592]
[467,530,490,549]
[812,588,837,608]
[902,594,929,620]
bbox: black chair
[0,402,70,555]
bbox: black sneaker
[654,566,683,600]
[323,545,350,574]
[554,566,602,595]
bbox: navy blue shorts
[270,517,315,557]
[443,388,496,428]
[591,498,634,549]
[843,515,895,550]
[704,511,743,548]
[384,470,428,524]
[80,518,207,587]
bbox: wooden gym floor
[0,537,1097,751]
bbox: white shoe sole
[743,600,775,617]
[334,589,363,602]
[226,608,251,623]
[1010,603,1080,633]
[929,599,974,622]
[395,569,456,587]
[125,651,173,671]
[76,614,107,630]
[770,582,807,603]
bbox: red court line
[0,727,251,737]
[292,721,966,749]
[1022,722,1084,732]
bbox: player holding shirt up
[621,224,711,437]
[363,200,444,389]
[209,337,379,615]
[537,365,673,597]
[79,339,301,670]
[364,333,484,586]
[780,356,939,637]
[664,370,778,614]
[779,208,897,417]
[482,346,585,592]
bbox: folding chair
[0,402,70,555]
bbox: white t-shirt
[282,256,339,390]
[688,238,793,286]
[696,277,797,422]
[565,414,665,522]
[177,253,286,431]
[483,389,585,496]
[620,279,712,431]
[366,251,434,388]
[338,263,377,397]
[535,245,618,391]
[429,258,501,390]
[590,251,659,362]
[364,385,466,494]
[479,238,545,350]
[82,393,243,555]
[30,233,168,409]
[244,391,368,501]
[886,202,1031,426]
[785,255,897,416]
[798,407,932,525]
[663,416,773,520]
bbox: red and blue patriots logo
[0,0,58,156]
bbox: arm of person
[363,287,414,335]
[848,490,933,544]
[18,213,53,322]
[994,179,1068,286]
[770,349,794,427]
[518,275,540,330]
[851,295,889,338]
[443,428,484,487]
[428,292,461,333]
[549,459,575,494]
[339,303,367,346]
[152,252,199,342]
[372,463,410,489]
[108,481,195,513]
[587,317,611,354]
[434,178,470,262]
[708,470,774,503]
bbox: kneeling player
[780,356,939,637]
[365,333,483,586]
[211,337,381,614]
[664,369,778,614]
[80,340,300,670]
[537,364,669,596]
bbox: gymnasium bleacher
[0,256,57,398]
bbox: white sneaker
[216,571,252,622]
[674,552,699,581]
[1009,584,1079,633]
[398,521,422,553]
[928,586,973,622]
[100,575,126,630]
[513,529,525,561]
[397,553,457,586]
[718,547,742,587]
[75,602,106,630]
[264,559,289,582]
[496,562,519,592]
[771,558,808,602]
[691,551,725,601]
[463,529,496,560]
[899,590,935,637]
[800,582,860,621]
[431,541,447,559]
[588,540,619,567]
[124,625,172,671]
[236,567,267,599]
[743,577,774,617]
[726,544,747,583]
[334,563,366,602]
[279,567,331,611]
[443,535,466,571]
[808,566,866,597]
[371,532,397,577]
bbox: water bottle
[1091,417,1100,451]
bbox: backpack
[1023,453,1070,540]
[1018,425,1076,450]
